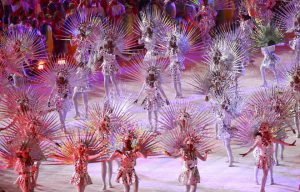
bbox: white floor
[0,46,299,192]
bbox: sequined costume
[115,151,140,185]
[14,157,34,192]
[141,82,165,111]
[169,53,185,83]
[261,45,280,68]
[70,156,93,186]
[100,51,119,76]
[178,148,200,185]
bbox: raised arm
[271,138,296,146]
[164,149,181,158]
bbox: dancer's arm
[197,149,211,161]
[272,139,296,146]
[108,150,122,161]
[134,82,146,103]
[240,140,259,157]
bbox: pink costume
[178,148,200,185]
[141,81,165,111]
[70,155,93,186]
[113,150,144,185]
[14,157,34,192]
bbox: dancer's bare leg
[148,110,153,130]
[280,144,284,160]
[73,89,80,118]
[190,184,197,192]
[254,166,259,185]
[83,92,88,118]
[134,177,139,192]
[123,185,130,192]
[108,161,113,188]
[154,110,158,132]
[101,162,107,190]
[186,185,191,192]
[224,138,234,167]
[260,168,269,192]
[273,143,279,166]
[260,65,268,87]
[104,75,110,98]
[270,164,274,185]
[110,75,120,96]
[295,101,300,138]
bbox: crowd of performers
[0,1,299,192]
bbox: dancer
[245,87,296,164]
[35,56,78,133]
[163,22,203,98]
[251,23,284,87]
[73,62,91,120]
[161,127,214,192]
[84,98,134,191]
[289,66,300,138]
[134,66,170,132]
[52,130,108,192]
[240,122,296,192]
[109,129,158,192]
[14,144,35,192]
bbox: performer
[14,145,35,192]
[161,127,214,192]
[84,98,134,191]
[289,66,300,138]
[109,129,158,192]
[135,67,170,132]
[251,24,283,87]
[48,71,73,132]
[96,35,130,98]
[52,130,108,192]
[240,122,296,192]
[73,62,91,120]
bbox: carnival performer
[93,19,134,99]
[83,98,134,191]
[239,122,296,192]
[34,56,78,133]
[14,144,35,192]
[246,87,296,165]
[134,65,170,132]
[162,21,203,98]
[60,10,102,119]
[109,128,159,192]
[73,62,91,120]
[252,23,284,87]
[0,25,47,87]
[161,127,214,192]
[52,130,109,192]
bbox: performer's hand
[239,153,247,157]
[134,99,138,104]
[289,140,296,146]
[166,99,170,105]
